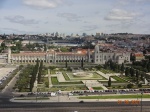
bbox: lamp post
[141,92,143,112]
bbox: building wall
[2,45,131,65]
[93,45,130,64]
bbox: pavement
[0,67,16,81]
[10,93,150,103]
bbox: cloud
[105,9,138,21]
[5,15,39,25]
[0,28,35,34]
[57,13,82,22]
[82,25,98,31]
[23,0,64,9]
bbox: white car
[68,93,73,96]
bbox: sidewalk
[10,95,150,103]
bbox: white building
[1,44,130,65]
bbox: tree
[108,77,111,87]
[65,60,68,68]
[135,70,139,79]
[1,42,6,48]
[81,57,84,68]
[140,73,144,81]
[125,67,130,77]
[121,63,124,72]
[130,53,136,62]
[38,61,43,83]
[138,83,142,88]
[130,67,135,77]
[127,84,133,88]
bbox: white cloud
[105,9,138,20]
[57,13,82,22]
[82,25,98,31]
[5,15,39,25]
[23,0,64,9]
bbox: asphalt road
[0,100,150,112]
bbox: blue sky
[0,0,150,35]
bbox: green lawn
[43,77,49,88]
[92,87,103,90]
[79,94,150,99]
[92,72,104,79]
[50,70,56,74]
[50,85,88,91]
[100,68,115,74]
[111,76,127,83]
[51,77,58,84]
[62,71,70,80]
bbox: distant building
[134,52,144,61]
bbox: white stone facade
[93,44,130,64]
[1,44,130,65]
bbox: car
[78,93,83,95]
[68,93,73,96]
[79,100,84,103]
[19,94,25,97]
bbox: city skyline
[0,0,150,34]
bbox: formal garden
[13,58,150,92]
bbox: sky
[0,0,150,35]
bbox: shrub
[127,84,134,88]
[138,83,142,88]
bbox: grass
[100,68,115,74]
[51,77,58,84]
[50,70,56,74]
[111,76,127,83]
[14,97,49,100]
[62,71,70,80]
[79,94,150,99]
[92,72,103,78]
[92,87,103,90]
[107,85,127,89]
[43,77,49,88]
[50,85,88,91]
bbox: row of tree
[15,65,33,92]
[132,60,150,72]
[125,67,147,82]
[37,61,43,83]
[104,60,124,73]
[29,59,39,92]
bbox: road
[0,100,150,112]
